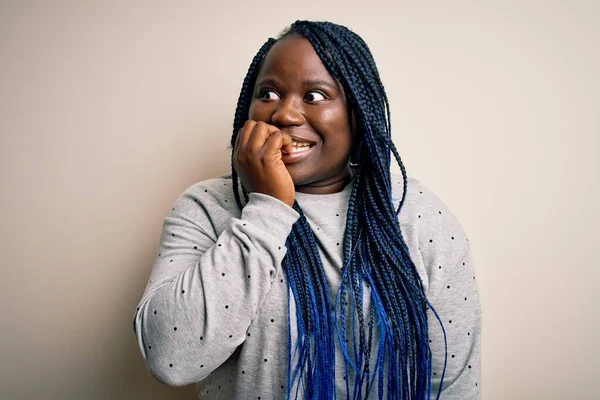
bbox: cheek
[313,107,353,146]
[248,101,272,121]
[319,106,351,130]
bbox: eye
[305,91,326,102]
[259,90,280,101]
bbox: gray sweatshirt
[133,172,482,399]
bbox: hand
[232,120,295,207]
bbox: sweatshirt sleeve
[429,244,482,399]
[132,186,300,387]
[398,177,482,399]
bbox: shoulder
[173,172,236,205]
[391,173,468,243]
[180,172,234,203]
[168,172,240,228]
[391,173,471,289]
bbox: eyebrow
[256,78,278,87]
[302,79,337,90]
[255,78,338,90]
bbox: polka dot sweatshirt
[133,172,482,399]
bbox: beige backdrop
[1,0,598,399]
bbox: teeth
[282,143,312,155]
[292,141,311,147]
[291,146,310,153]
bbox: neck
[295,165,356,195]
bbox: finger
[280,131,293,155]
[237,120,257,150]
[267,131,292,156]
[233,120,257,160]
[248,121,280,153]
[233,129,242,162]
[262,130,293,159]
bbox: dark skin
[233,36,357,207]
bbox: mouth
[281,141,315,163]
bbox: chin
[291,176,311,187]
[285,165,308,182]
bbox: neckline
[295,177,355,201]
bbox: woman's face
[248,35,356,194]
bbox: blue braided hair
[229,20,447,399]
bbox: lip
[288,134,316,145]
[281,143,315,164]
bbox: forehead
[257,36,333,81]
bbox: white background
[1,0,598,398]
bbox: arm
[398,176,482,399]
[428,244,482,399]
[133,185,299,386]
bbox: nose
[270,97,305,127]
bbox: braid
[231,38,276,209]
[229,21,447,399]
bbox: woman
[133,20,481,399]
